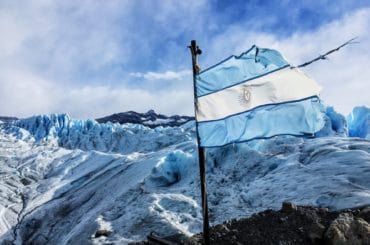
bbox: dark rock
[281,201,297,213]
[359,207,370,223]
[20,178,32,186]
[136,205,370,245]
[95,110,194,128]
[319,208,329,213]
[324,213,370,245]
[95,229,112,238]
[308,222,326,244]
[0,116,18,123]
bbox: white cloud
[274,9,370,115]
[58,85,194,119]
[203,8,370,115]
[0,2,369,119]
[130,70,192,81]
[0,1,205,119]
[0,70,194,119]
[0,1,131,83]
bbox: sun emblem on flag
[238,85,252,106]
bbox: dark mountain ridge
[0,116,18,123]
[96,109,194,128]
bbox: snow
[0,108,369,244]
[348,106,370,139]
[143,118,173,125]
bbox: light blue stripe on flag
[196,45,289,97]
[197,97,325,147]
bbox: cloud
[0,1,369,119]
[0,1,134,86]
[130,70,192,81]
[0,1,203,118]
[0,70,56,117]
[0,70,194,119]
[201,8,370,115]
[58,85,194,119]
[272,9,370,115]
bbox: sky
[0,0,369,119]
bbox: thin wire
[295,37,358,68]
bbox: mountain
[0,107,369,244]
[0,116,18,123]
[96,109,194,128]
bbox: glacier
[13,114,193,154]
[348,106,370,139]
[0,107,369,244]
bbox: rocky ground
[133,202,370,245]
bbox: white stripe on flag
[196,67,321,122]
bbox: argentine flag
[195,46,325,147]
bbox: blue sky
[0,0,369,118]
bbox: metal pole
[188,40,210,245]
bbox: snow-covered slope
[0,108,370,244]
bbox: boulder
[281,202,297,213]
[359,207,370,223]
[324,213,370,245]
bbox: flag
[195,45,325,147]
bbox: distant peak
[96,110,194,128]
[146,109,156,114]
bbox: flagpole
[188,40,210,245]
